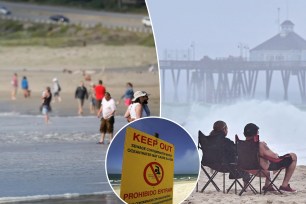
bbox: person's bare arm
[135,103,142,119]
[97,106,102,118]
[260,141,279,159]
[124,106,133,122]
[124,107,130,118]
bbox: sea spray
[162,100,306,164]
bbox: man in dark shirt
[205,121,250,183]
[75,81,88,115]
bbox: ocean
[108,174,198,187]
[0,113,125,203]
[162,100,306,165]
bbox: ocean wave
[0,112,97,119]
[0,191,114,203]
[0,112,20,116]
[162,99,306,165]
[0,115,127,144]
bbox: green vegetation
[0,19,154,47]
[3,0,147,13]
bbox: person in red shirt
[95,80,106,110]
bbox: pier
[160,58,306,104]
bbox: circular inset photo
[105,117,200,204]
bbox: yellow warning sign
[120,127,175,204]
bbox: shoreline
[0,192,121,204]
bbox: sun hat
[244,123,259,137]
[132,91,147,101]
[53,78,58,82]
[142,91,150,96]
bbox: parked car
[49,15,69,23]
[0,6,11,15]
[141,16,151,27]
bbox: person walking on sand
[88,82,96,114]
[21,76,30,98]
[118,82,134,106]
[95,80,106,110]
[124,91,150,122]
[75,81,88,115]
[97,92,116,144]
[52,78,62,103]
[243,123,297,192]
[11,73,18,100]
[41,87,52,124]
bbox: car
[49,15,69,23]
[0,6,11,15]
[141,16,151,27]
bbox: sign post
[120,127,175,204]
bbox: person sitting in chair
[243,123,297,193]
[208,120,250,184]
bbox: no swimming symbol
[143,162,164,186]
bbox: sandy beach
[0,44,160,116]
[183,165,306,203]
[0,43,159,203]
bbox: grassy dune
[0,19,154,47]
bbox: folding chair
[235,135,284,196]
[197,131,244,194]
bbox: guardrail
[0,15,152,33]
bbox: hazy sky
[147,0,306,60]
[107,117,199,174]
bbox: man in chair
[243,123,297,193]
[207,121,250,184]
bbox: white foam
[0,192,113,203]
[163,100,306,164]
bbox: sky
[106,117,199,174]
[147,0,306,60]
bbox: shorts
[268,154,293,170]
[96,99,102,110]
[100,116,115,134]
[77,98,85,107]
[124,98,132,106]
[42,105,50,115]
[91,98,96,106]
[54,92,60,97]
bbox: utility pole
[190,42,195,60]
[277,7,280,33]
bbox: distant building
[250,20,306,61]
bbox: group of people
[204,120,297,193]
[11,73,31,100]
[73,78,152,144]
[10,73,152,144]
[96,88,151,145]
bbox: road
[0,0,149,29]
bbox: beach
[182,165,306,203]
[161,101,306,203]
[0,44,159,203]
[0,44,160,117]
[0,114,126,203]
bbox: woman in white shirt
[124,91,149,122]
